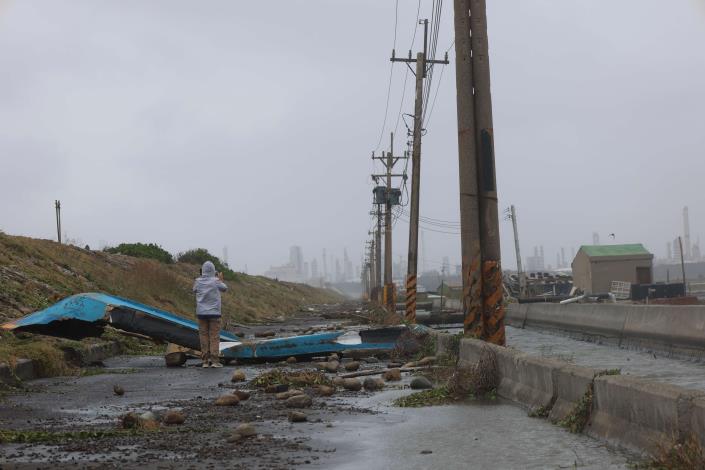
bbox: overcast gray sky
[1,0,704,275]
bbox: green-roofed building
[572,244,654,294]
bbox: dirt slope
[0,232,342,327]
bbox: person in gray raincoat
[193,260,227,367]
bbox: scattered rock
[288,411,307,423]
[327,353,340,362]
[285,394,313,408]
[228,423,257,443]
[276,389,305,400]
[344,361,361,372]
[341,378,362,391]
[121,412,140,429]
[402,361,418,369]
[387,362,403,368]
[265,384,289,394]
[139,411,157,422]
[286,356,297,364]
[363,377,385,391]
[215,394,240,406]
[364,357,380,364]
[410,376,434,390]
[232,390,251,401]
[163,410,185,425]
[324,361,339,373]
[417,356,436,366]
[164,352,187,367]
[231,370,246,383]
[140,419,160,431]
[315,385,336,396]
[315,362,328,371]
[383,368,402,381]
[332,377,345,387]
[113,385,125,396]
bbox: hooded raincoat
[193,261,227,317]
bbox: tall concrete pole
[510,205,526,298]
[453,0,483,337]
[384,133,395,311]
[375,206,383,302]
[55,200,62,244]
[405,52,425,324]
[471,0,505,345]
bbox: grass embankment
[0,232,343,377]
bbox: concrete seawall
[507,303,705,359]
[455,337,705,455]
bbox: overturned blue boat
[2,293,412,360]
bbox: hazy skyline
[1,1,704,275]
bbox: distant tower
[222,246,229,267]
[289,246,304,274]
[556,253,561,270]
[667,242,672,261]
[311,259,319,279]
[322,249,328,281]
[592,232,600,245]
[683,206,692,260]
[560,248,566,268]
[335,258,342,282]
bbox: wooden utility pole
[391,19,448,324]
[454,0,505,344]
[54,200,62,244]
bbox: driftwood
[339,366,432,379]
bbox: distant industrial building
[572,244,653,294]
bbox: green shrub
[176,248,238,281]
[105,243,174,264]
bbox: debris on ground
[232,390,251,401]
[315,385,335,396]
[162,410,185,425]
[276,389,305,400]
[113,384,125,396]
[231,370,246,382]
[393,387,451,408]
[410,376,434,390]
[344,361,361,371]
[363,377,385,391]
[285,394,313,408]
[250,368,331,389]
[383,368,402,381]
[215,394,240,406]
[227,423,257,443]
[286,356,297,364]
[341,378,362,391]
[165,352,187,367]
[288,411,307,423]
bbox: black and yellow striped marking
[405,275,417,324]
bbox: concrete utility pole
[375,207,383,302]
[509,205,526,298]
[454,0,505,344]
[372,132,408,312]
[391,19,448,324]
[54,200,62,244]
[678,236,687,295]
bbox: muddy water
[506,326,705,391]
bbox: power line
[373,0,401,152]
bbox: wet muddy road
[0,354,640,469]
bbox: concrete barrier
[507,302,705,359]
[454,334,705,455]
[587,375,705,454]
[549,364,598,423]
